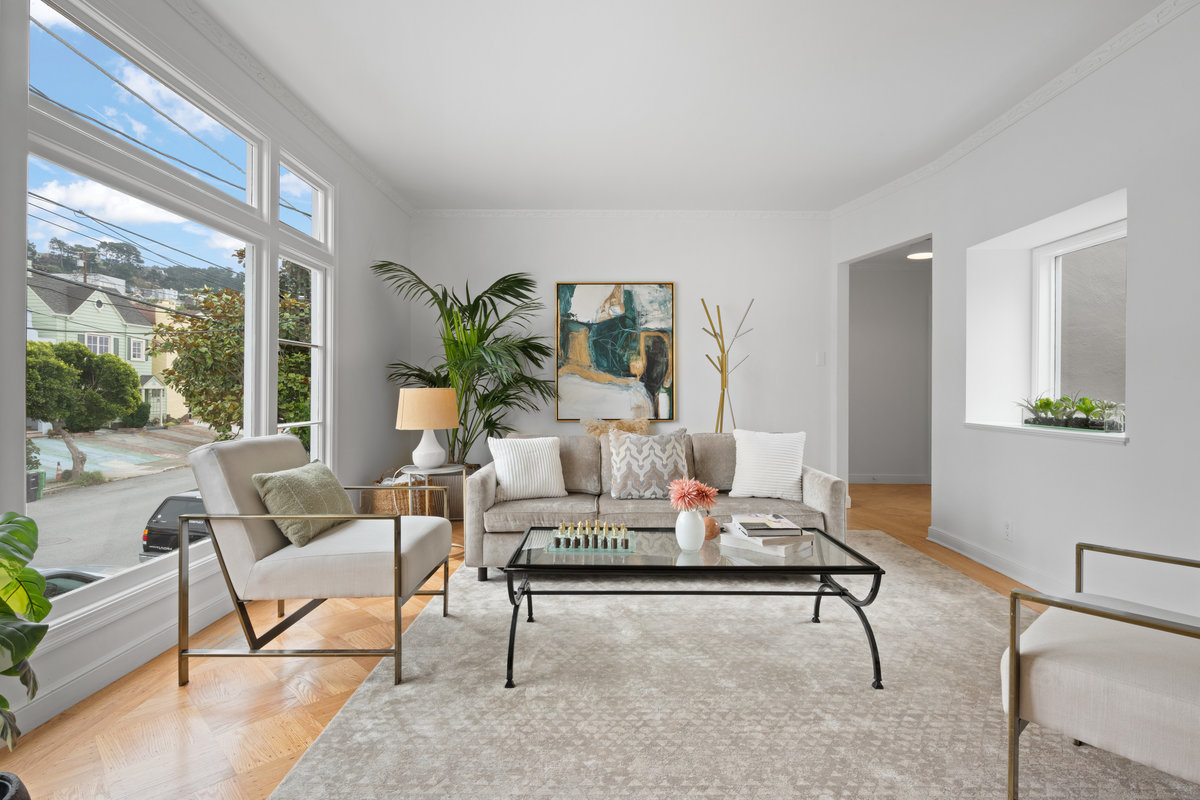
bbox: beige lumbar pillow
[580,418,651,438]
[252,461,355,547]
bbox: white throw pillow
[729,429,806,501]
[488,437,568,502]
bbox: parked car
[35,566,121,598]
[140,490,208,561]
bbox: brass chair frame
[1006,542,1200,799]
[178,484,449,687]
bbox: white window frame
[1030,220,1127,399]
[128,336,145,360]
[278,152,331,247]
[84,332,111,354]
[274,257,327,461]
[10,0,337,732]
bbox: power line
[29,85,247,194]
[26,209,244,295]
[31,16,245,176]
[28,190,238,272]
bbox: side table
[397,464,467,554]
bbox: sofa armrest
[802,465,847,542]
[464,462,498,567]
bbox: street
[28,467,200,570]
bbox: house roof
[27,271,156,328]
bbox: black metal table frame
[501,527,885,689]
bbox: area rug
[269,532,1199,799]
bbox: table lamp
[396,388,459,469]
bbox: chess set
[545,521,636,554]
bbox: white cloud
[205,231,243,252]
[118,65,225,138]
[182,223,208,236]
[279,170,311,200]
[30,0,80,31]
[32,178,185,226]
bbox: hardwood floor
[0,487,1030,799]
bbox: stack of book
[719,513,813,557]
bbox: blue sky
[26,0,315,285]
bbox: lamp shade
[396,388,460,431]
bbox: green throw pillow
[252,461,355,547]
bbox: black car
[140,490,208,560]
[35,566,121,598]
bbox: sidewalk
[32,423,217,488]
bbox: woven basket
[359,472,447,517]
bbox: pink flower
[669,478,718,512]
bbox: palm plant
[371,263,555,464]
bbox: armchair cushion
[252,460,356,547]
[242,516,452,601]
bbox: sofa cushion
[242,515,451,601]
[489,437,568,502]
[597,495,678,528]
[601,427,696,493]
[691,432,736,492]
[509,434,601,495]
[730,429,806,501]
[609,428,688,499]
[484,493,599,532]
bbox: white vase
[675,509,706,552]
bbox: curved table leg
[505,572,528,688]
[812,580,832,623]
[821,573,885,689]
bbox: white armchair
[180,434,452,685]
[1001,543,1200,798]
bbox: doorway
[846,240,932,484]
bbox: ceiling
[193,0,1162,211]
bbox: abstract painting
[556,282,675,420]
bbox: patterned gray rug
[269,532,1199,799]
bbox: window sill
[964,421,1129,445]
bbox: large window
[29,0,251,202]
[1032,222,1127,402]
[21,1,332,600]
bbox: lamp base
[412,429,446,470]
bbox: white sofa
[464,431,847,580]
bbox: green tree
[151,281,311,443]
[25,342,140,475]
[26,240,36,262]
[151,288,245,440]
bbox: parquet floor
[0,487,1031,799]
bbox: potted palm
[370,263,556,465]
[0,512,52,800]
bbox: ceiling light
[906,239,933,260]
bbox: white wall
[832,5,1200,608]
[1,0,415,732]
[409,212,834,469]
[848,259,931,483]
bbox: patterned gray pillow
[609,428,689,500]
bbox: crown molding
[165,0,415,217]
[831,0,1200,220]
[413,208,829,221]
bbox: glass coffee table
[501,526,886,689]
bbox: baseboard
[927,525,1061,593]
[849,473,931,484]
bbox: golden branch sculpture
[701,297,754,433]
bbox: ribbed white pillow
[729,429,806,501]
[488,437,568,502]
